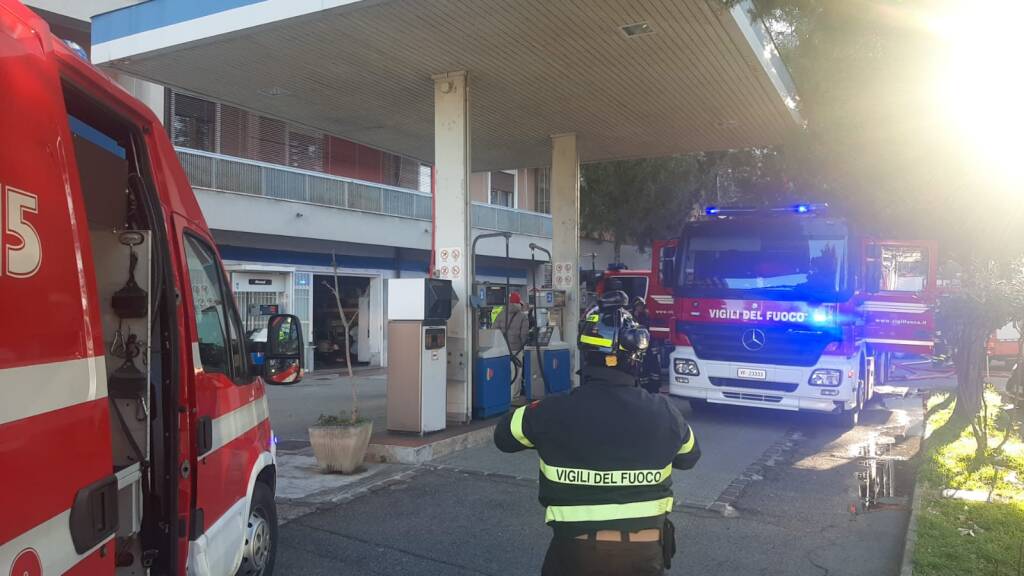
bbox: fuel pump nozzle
[528,242,551,260]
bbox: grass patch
[914,391,1024,576]
[915,498,1024,576]
[920,391,1024,498]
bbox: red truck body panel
[0,3,275,574]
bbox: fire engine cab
[594,240,678,344]
[0,3,304,574]
[669,204,936,426]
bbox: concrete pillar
[550,133,580,385]
[110,72,166,122]
[433,71,473,423]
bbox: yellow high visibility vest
[490,306,504,325]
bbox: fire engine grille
[680,323,834,367]
[722,392,784,403]
[709,377,798,393]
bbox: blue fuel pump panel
[473,329,511,419]
[473,355,511,418]
[524,344,571,400]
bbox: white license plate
[737,368,767,380]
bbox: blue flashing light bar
[704,203,830,218]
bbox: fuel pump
[524,243,572,399]
[468,232,513,418]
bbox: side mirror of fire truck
[263,314,304,384]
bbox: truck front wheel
[237,482,278,576]
[835,383,864,428]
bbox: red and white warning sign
[435,247,463,280]
[553,262,574,289]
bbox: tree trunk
[324,253,360,423]
[954,326,988,420]
[613,240,622,264]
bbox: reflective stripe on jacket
[494,365,700,536]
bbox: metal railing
[175,148,552,237]
[472,202,553,237]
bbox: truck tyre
[834,383,863,428]
[237,482,277,576]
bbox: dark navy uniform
[495,293,700,576]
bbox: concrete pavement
[268,361,953,575]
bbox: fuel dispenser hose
[529,244,552,395]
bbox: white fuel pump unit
[386,278,453,434]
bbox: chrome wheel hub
[238,508,271,575]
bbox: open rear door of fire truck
[0,6,118,572]
[861,240,938,383]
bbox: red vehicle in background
[595,239,679,343]
[669,205,937,425]
[0,3,303,574]
[988,322,1022,368]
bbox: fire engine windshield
[676,219,850,302]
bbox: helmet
[578,303,650,374]
[598,289,629,310]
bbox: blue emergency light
[705,203,829,218]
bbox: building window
[170,92,217,152]
[169,89,428,190]
[535,167,550,214]
[287,129,324,172]
[489,170,516,208]
[418,164,432,193]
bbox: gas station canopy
[93,0,800,170]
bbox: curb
[364,424,496,465]
[899,394,931,576]
[277,464,425,525]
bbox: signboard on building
[553,262,574,290]
[435,246,464,280]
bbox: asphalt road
[272,368,954,576]
[265,369,388,444]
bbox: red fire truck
[0,3,303,574]
[594,239,679,343]
[988,322,1022,368]
[669,205,936,425]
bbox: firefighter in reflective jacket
[495,290,700,576]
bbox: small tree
[937,259,1024,461]
[321,252,360,423]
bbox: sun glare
[933,1,1024,185]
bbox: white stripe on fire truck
[861,304,928,311]
[650,296,674,304]
[864,338,933,346]
[0,357,107,426]
[208,395,270,455]
[0,508,112,574]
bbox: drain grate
[854,433,897,509]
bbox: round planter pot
[308,421,373,474]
